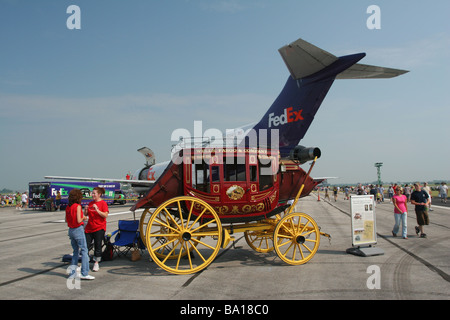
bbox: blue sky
[1,0,449,191]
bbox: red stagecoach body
[132,147,320,223]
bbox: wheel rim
[146,196,222,274]
[139,208,152,247]
[273,212,320,265]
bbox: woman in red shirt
[66,189,94,280]
[84,187,109,272]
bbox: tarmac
[0,194,449,305]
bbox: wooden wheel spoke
[190,240,207,263]
[185,200,195,226]
[152,218,180,234]
[161,240,181,264]
[187,207,208,231]
[163,208,182,230]
[184,242,193,269]
[177,200,185,229]
[175,241,184,270]
[190,219,216,233]
[298,244,305,260]
[282,241,294,257]
[277,238,292,248]
[190,237,216,250]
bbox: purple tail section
[249,52,366,157]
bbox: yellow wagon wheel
[146,196,222,275]
[139,208,152,246]
[244,230,274,253]
[273,212,320,265]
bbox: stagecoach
[131,141,331,274]
[46,37,406,274]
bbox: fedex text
[268,107,303,128]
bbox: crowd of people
[319,182,448,240]
[319,182,448,206]
[1,192,28,209]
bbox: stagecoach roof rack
[171,136,244,151]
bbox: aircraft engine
[289,145,321,164]
[133,167,149,181]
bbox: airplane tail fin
[248,38,408,157]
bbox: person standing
[15,192,21,210]
[21,192,28,209]
[84,187,109,272]
[422,182,432,211]
[66,189,94,280]
[410,183,430,238]
[392,187,408,239]
[404,184,411,202]
[324,187,330,200]
[438,182,448,204]
[388,185,394,203]
[55,191,62,211]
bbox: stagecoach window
[250,165,257,182]
[192,163,210,193]
[259,160,273,190]
[211,166,220,183]
[224,157,246,182]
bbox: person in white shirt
[438,182,448,203]
[422,182,432,211]
[21,192,28,209]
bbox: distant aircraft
[46,37,408,196]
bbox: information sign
[350,195,377,247]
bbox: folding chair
[110,220,145,258]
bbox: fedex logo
[147,168,156,181]
[268,107,304,128]
[51,188,68,196]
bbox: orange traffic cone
[317,192,321,201]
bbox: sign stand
[346,246,384,257]
[347,195,384,257]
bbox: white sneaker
[80,275,95,280]
[92,263,99,272]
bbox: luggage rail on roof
[171,136,241,152]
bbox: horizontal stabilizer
[137,147,156,166]
[279,38,408,80]
[278,38,338,79]
[336,63,409,79]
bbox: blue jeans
[68,225,90,277]
[393,212,407,238]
